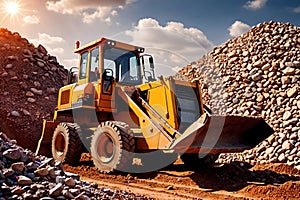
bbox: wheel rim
[55,131,66,157]
[96,132,115,164]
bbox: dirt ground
[63,154,300,200]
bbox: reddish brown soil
[64,154,300,199]
[251,163,300,176]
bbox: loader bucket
[170,115,273,154]
[35,120,58,157]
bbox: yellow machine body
[36,37,273,164]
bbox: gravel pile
[0,28,68,151]
[0,132,151,199]
[177,21,300,168]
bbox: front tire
[51,123,83,164]
[91,121,135,173]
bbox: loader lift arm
[118,85,209,151]
[117,86,173,147]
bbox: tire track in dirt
[64,156,300,199]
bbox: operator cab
[74,38,155,86]
[103,45,141,84]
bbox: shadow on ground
[161,161,300,192]
[65,153,300,193]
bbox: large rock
[11,162,25,172]
[49,183,63,197]
[17,175,33,185]
[3,148,22,160]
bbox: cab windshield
[103,46,141,85]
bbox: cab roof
[74,37,144,54]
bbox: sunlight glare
[4,1,19,15]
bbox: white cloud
[46,0,135,24]
[51,47,64,55]
[104,17,111,24]
[228,21,251,37]
[125,18,213,76]
[63,58,78,68]
[29,33,65,56]
[293,6,300,13]
[244,0,268,10]
[22,15,40,24]
[111,10,118,16]
[37,33,65,45]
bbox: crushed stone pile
[0,28,68,151]
[177,21,300,168]
[0,133,151,199]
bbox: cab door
[72,51,89,104]
[97,45,116,112]
[78,51,89,84]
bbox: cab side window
[79,51,88,79]
[104,60,116,77]
[89,47,100,82]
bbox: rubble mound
[0,28,68,151]
[178,21,300,167]
[0,133,151,199]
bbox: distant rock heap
[177,21,300,167]
[0,28,68,151]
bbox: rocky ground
[0,28,68,151]
[0,133,151,199]
[178,21,300,169]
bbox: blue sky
[1,0,300,76]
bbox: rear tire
[180,153,219,169]
[91,121,135,173]
[51,123,83,164]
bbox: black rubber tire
[90,121,135,173]
[51,123,83,164]
[180,153,219,169]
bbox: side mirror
[140,54,156,83]
[103,69,113,80]
[68,67,78,84]
[149,56,154,69]
[102,69,114,95]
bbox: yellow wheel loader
[36,38,273,173]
